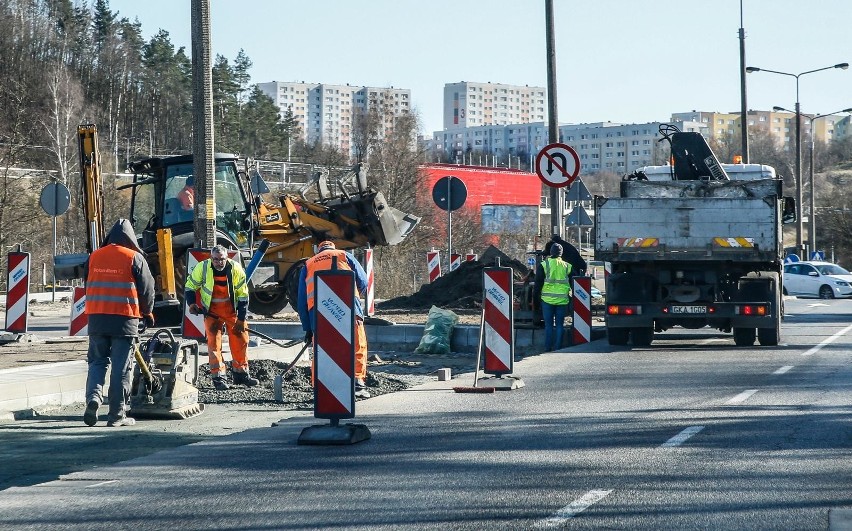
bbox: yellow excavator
[56,124,420,325]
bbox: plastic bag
[414,305,459,355]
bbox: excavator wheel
[285,260,308,311]
[248,290,290,317]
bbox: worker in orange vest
[297,241,370,398]
[185,244,258,391]
[83,219,156,427]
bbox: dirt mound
[379,245,530,310]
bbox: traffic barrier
[364,248,375,316]
[465,252,478,262]
[426,249,441,282]
[181,248,239,340]
[483,266,514,375]
[450,253,461,272]
[5,251,30,333]
[572,277,592,345]
[68,287,88,336]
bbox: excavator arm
[77,124,105,252]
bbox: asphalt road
[0,297,850,530]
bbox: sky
[108,0,852,136]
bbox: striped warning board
[465,252,478,262]
[69,287,88,336]
[450,253,461,271]
[712,237,755,247]
[572,277,592,345]
[5,252,30,333]
[483,267,514,375]
[181,248,240,340]
[314,266,356,420]
[617,238,659,248]
[427,250,441,282]
[363,248,375,317]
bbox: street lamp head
[745,66,760,73]
[772,106,791,113]
[836,63,850,70]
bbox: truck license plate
[671,305,706,314]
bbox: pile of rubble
[379,245,530,310]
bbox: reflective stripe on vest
[305,249,352,311]
[86,245,142,318]
[541,257,572,305]
[186,259,249,313]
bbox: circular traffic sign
[432,176,467,211]
[535,142,580,188]
[39,182,71,216]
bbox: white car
[783,261,852,299]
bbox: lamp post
[746,62,849,255]
[807,108,852,255]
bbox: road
[0,297,850,529]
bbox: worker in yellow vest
[535,243,573,351]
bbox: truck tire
[607,328,629,346]
[631,327,654,346]
[248,290,289,316]
[733,327,756,346]
[758,276,781,346]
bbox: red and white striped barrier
[465,252,478,262]
[181,248,239,340]
[426,250,441,283]
[5,252,30,333]
[572,277,592,345]
[69,287,88,336]
[483,266,514,375]
[450,253,461,272]
[363,248,375,317]
[313,265,356,419]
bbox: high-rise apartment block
[257,81,411,159]
[443,82,546,129]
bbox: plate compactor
[130,328,205,419]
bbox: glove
[304,331,313,344]
[189,304,202,315]
[233,320,247,334]
[143,314,155,328]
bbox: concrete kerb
[0,320,604,418]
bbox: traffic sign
[535,143,580,188]
[810,250,825,261]
[39,182,71,216]
[566,205,593,227]
[432,176,467,211]
[784,254,800,264]
[565,178,592,201]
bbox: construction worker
[297,241,371,398]
[535,242,573,351]
[544,234,586,277]
[185,244,258,391]
[83,219,156,427]
[177,175,194,211]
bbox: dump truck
[595,124,796,347]
[57,124,420,325]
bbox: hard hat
[318,240,336,251]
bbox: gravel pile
[196,359,433,411]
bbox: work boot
[212,376,230,391]
[355,379,370,399]
[232,370,259,387]
[83,400,99,426]
[106,415,136,427]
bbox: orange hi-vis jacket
[85,244,142,318]
[304,249,353,311]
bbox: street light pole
[807,108,852,255]
[746,62,849,256]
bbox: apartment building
[429,119,707,174]
[257,81,411,159]
[443,81,546,129]
[672,110,848,147]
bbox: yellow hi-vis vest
[541,257,572,305]
[185,258,249,313]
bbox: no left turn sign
[535,142,580,188]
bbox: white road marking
[773,365,794,375]
[807,303,830,307]
[535,489,613,528]
[726,389,758,405]
[660,425,705,448]
[802,323,852,356]
[699,338,728,345]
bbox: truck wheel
[607,328,629,346]
[757,326,779,346]
[733,327,756,346]
[248,290,289,316]
[631,327,654,346]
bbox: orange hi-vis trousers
[204,301,249,376]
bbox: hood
[103,219,144,254]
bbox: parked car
[782,261,852,299]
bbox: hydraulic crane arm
[77,124,105,253]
